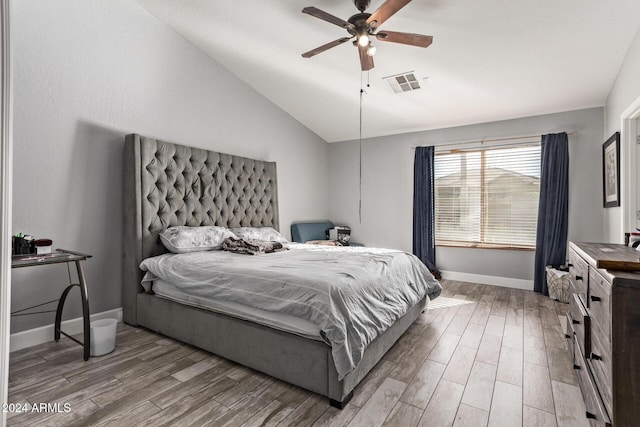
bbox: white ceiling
[133,0,640,142]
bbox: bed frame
[122,134,427,407]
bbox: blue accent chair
[290,221,363,246]
[290,221,334,243]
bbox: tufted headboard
[122,134,279,324]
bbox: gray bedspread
[139,243,442,380]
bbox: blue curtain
[413,146,438,275]
[534,132,569,294]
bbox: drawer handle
[572,318,580,325]
[590,352,602,361]
[573,363,581,370]
[586,411,597,420]
[575,275,583,281]
[565,333,571,339]
[590,295,601,302]
[568,263,573,267]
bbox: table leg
[54,285,75,342]
[53,260,91,360]
[75,260,91,361]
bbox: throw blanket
[222,237,286,255]
[140,244,442,380]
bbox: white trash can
[545,266,571,303]
[90,318,118,356]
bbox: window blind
[434,144,541,248]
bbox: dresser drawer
[588,269,611,338]
[569,250,589,305]
[564,312,576,362]
[573,337,611,427]
[568,293,590,356]
[589,325,613,416]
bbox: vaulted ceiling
[134,0,640,142]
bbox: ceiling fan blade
[302,37,352,58]
[376,31,433,47]
[302,7,355,31]
[366,0,412,29]
[358,44,374,71]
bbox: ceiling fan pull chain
[359,71,367,224]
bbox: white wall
[328,108,604,285]
[604,28,640,242]
[11,0,329,333]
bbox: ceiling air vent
[383,72,421,94]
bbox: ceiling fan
[301,0,433,71]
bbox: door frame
[0,0,12,422]
[621,95,640,234]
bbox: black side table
[11,249,92,360]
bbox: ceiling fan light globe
[357,34,370,47]
[367,45,376,56]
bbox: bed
[122,134,441,407]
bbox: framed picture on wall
[603,132,620,208]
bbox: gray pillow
[231,227,288,243]
[159,226,237,253]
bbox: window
[434,145,541,249]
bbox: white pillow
[231,227,288,243]
[159,226,237,253]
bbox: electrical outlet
[637,210,640,220]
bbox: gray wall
[603,27,640,242]
[328,108,604,285]
[10,0,329,333]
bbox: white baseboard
[440,270,533,291]
[10,307,123,352]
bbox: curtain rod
[411,131,577,150]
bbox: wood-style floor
[7,280,589,426]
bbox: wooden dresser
[566,242,640,426]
